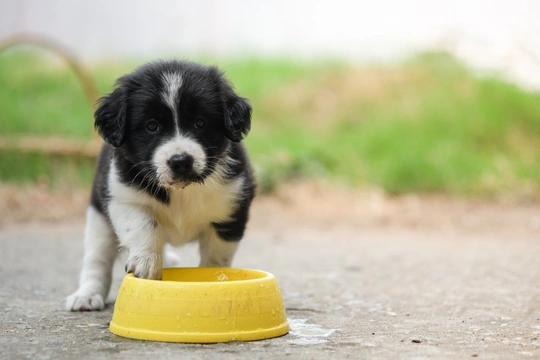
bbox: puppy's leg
[163,243,182,268]
[199,201,251,267]
[198,227,240,267]
[66,206,117,311]
[109,202,164,280]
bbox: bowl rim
[124,267,275,286]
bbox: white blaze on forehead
[161,72,183,133]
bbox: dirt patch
[258,181,540,235]
[0,184,88,227]
[2,181,540,236]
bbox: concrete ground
[1,186,540,359]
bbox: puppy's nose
[167,153,194,174]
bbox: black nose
[167,153,194,174]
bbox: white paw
[66,291,105,311]
[125,254,162,280]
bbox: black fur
[94,88,127,147]
[89,144,112,214]
[212,144,255,241]
[92,60,255,238]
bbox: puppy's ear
[94,87,127,147]
[223,94,252,142]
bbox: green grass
[1,50,540,196]
[0,151,97,188]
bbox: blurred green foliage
[1,50,539,196]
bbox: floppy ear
[94,87,127,147]
[223,95,252,142]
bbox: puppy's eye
[146,119,160,133]
[194,117,205,129]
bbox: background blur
[1,0,540,202]
[3,0,540,88]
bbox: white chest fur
[108,161,244,245]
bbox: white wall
[2,0,540,89]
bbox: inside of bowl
[161,267,269,283]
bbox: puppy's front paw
[125,255,162,280]
[66,291,105,311]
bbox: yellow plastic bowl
[109,268,289,343]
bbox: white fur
[66,207,117,311]
[163,243,182,267]
[109,158,244,275]
[152,134,207,185]
[199,228,239,267]
[66,158,244,311]
[161,72,183,134]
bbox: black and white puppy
[66,60,255,311]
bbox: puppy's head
[95,60,251,188]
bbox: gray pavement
[1,208,540,359]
